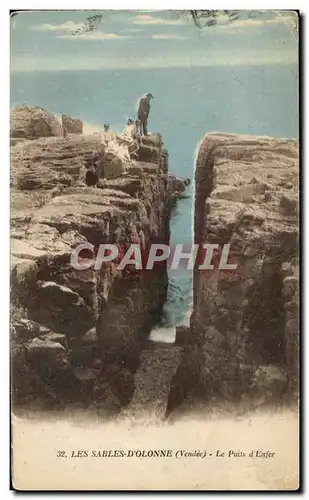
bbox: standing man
[137,93,154,136]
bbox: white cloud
[214,14,298,33]
[57,32,133,40]
[128,14,184,26]
[152,34,187,40]
[126,28,143,33]
[32,21,84,32]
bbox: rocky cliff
[168,133,299,413]
[10,107,176,413]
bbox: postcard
[10,9,299,490]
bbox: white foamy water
[149,293,192,343]
[149,325,176,343]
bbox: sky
[10,10,298,72]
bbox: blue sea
[11,65,299,335]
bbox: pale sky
[10,10,298,72]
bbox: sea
[11,65,299,342]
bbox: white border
[3,1,305,497]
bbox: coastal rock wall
[169,133,299,412]
[11,117,172,412]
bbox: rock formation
[10,106,63,145]
[61,114,83,135]
[168,133,299,413]
[11,112,172,413]
[168,174,190,204]
[11,118,299,418]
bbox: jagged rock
[10,123,171,409]
[167,174,190,204]
[37,281,82,305]
[140,162,160,175]
[81,326,98,345]
[11,106,63,139]
[61,114,83,134]
[11,258,39,289]
[11,239,46,260]
[135,145,160,163]
[142,133,162,149]
[26,337,66,354]
[171,133,299,409]
[168,174,187,194]
[10,134,102,192]
[280,194,298,215]
[99,176,143,197]
[17,169,73,191]
[12,319,50,342]
[39,332,67,348]
[283,276,298,299]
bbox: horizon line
[11,61,299,74]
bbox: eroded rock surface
[11,106,63,143]
[169,133,299,412]
[61,114,83,135]
[123,342,182,420]
[11,119,172,412]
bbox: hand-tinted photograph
[10,9,299,491]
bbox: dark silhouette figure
[137,93,154,136]
[85,165,99,187]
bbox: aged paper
[10,9,299,490]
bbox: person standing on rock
[137,93,154,136]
